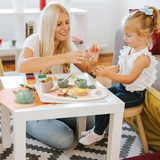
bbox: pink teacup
[40,80,54,93]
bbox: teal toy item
[76,78,87,89]
[57,78,69,88]
[13,87,36,104]
[76,77,83,82]
[61,74,73,82]
[89,85,96,89]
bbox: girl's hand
[65,50,86,64]
[92,66,98,76]
[92,65,106,77]
[86,43,100,64]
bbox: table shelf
[0,8,87,16]
[0,42,21,51]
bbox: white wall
[103,0,160,53]
[0,0,160,54]
[72,0,160,53]
[72,0,112,53]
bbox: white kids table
[0,64,124,160]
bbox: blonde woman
[18,2,100,149]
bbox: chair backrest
[0,58,4,76]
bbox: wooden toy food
[53,76,58,81]
[71,73,76,78]
[45,76,53,83]
[74,88,87,96]
[56,89,66,96]
[56,89,77,99]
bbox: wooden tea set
[39,73,97,99]
[37,73,109,102]
[12,72,109,105]
[13,84,37,106]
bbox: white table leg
[106,112,123,160]
[13,120,26,160]
[1,104,11,148]
[76,116,87,140]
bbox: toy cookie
[45,76,53,83]
[56,89,67,97]
[53,76,58,81]
[71,73,76,78]
[74,88,87,96]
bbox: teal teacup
[57,78,69,88]
[76,78,87,89]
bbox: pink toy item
[86,52,94,59]
[40,80,54,93]
[56,89,67,97]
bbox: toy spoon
[61,74,73,82]
[62,89,77,99]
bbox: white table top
[0,74,124,115]
[0,63,124,120]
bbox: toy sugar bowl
[76,78,87,89]
[57,78,69,88]
[13,86,36,104]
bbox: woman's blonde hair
[39,2,71,74]
[123,6,160,47]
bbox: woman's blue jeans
[94,84,146,135]
[26,119,74,150]
[26,116,95,150]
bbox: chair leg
[124,117,132,125]
[136,114,149,153]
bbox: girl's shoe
[81,127,94,136]
[79,130,104,145]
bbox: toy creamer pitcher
[13,86,36,104]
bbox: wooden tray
[34,73,109,103]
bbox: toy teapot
[13,86,36,104]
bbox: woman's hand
[65,50,86,64]
[92,65,107,77]
[86,43,100,64]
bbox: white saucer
[13,100,36,107]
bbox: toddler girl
[79,5,160,145]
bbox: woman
[18,2,100,150]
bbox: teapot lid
[20,86,29,91]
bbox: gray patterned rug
[0,114,146,160]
